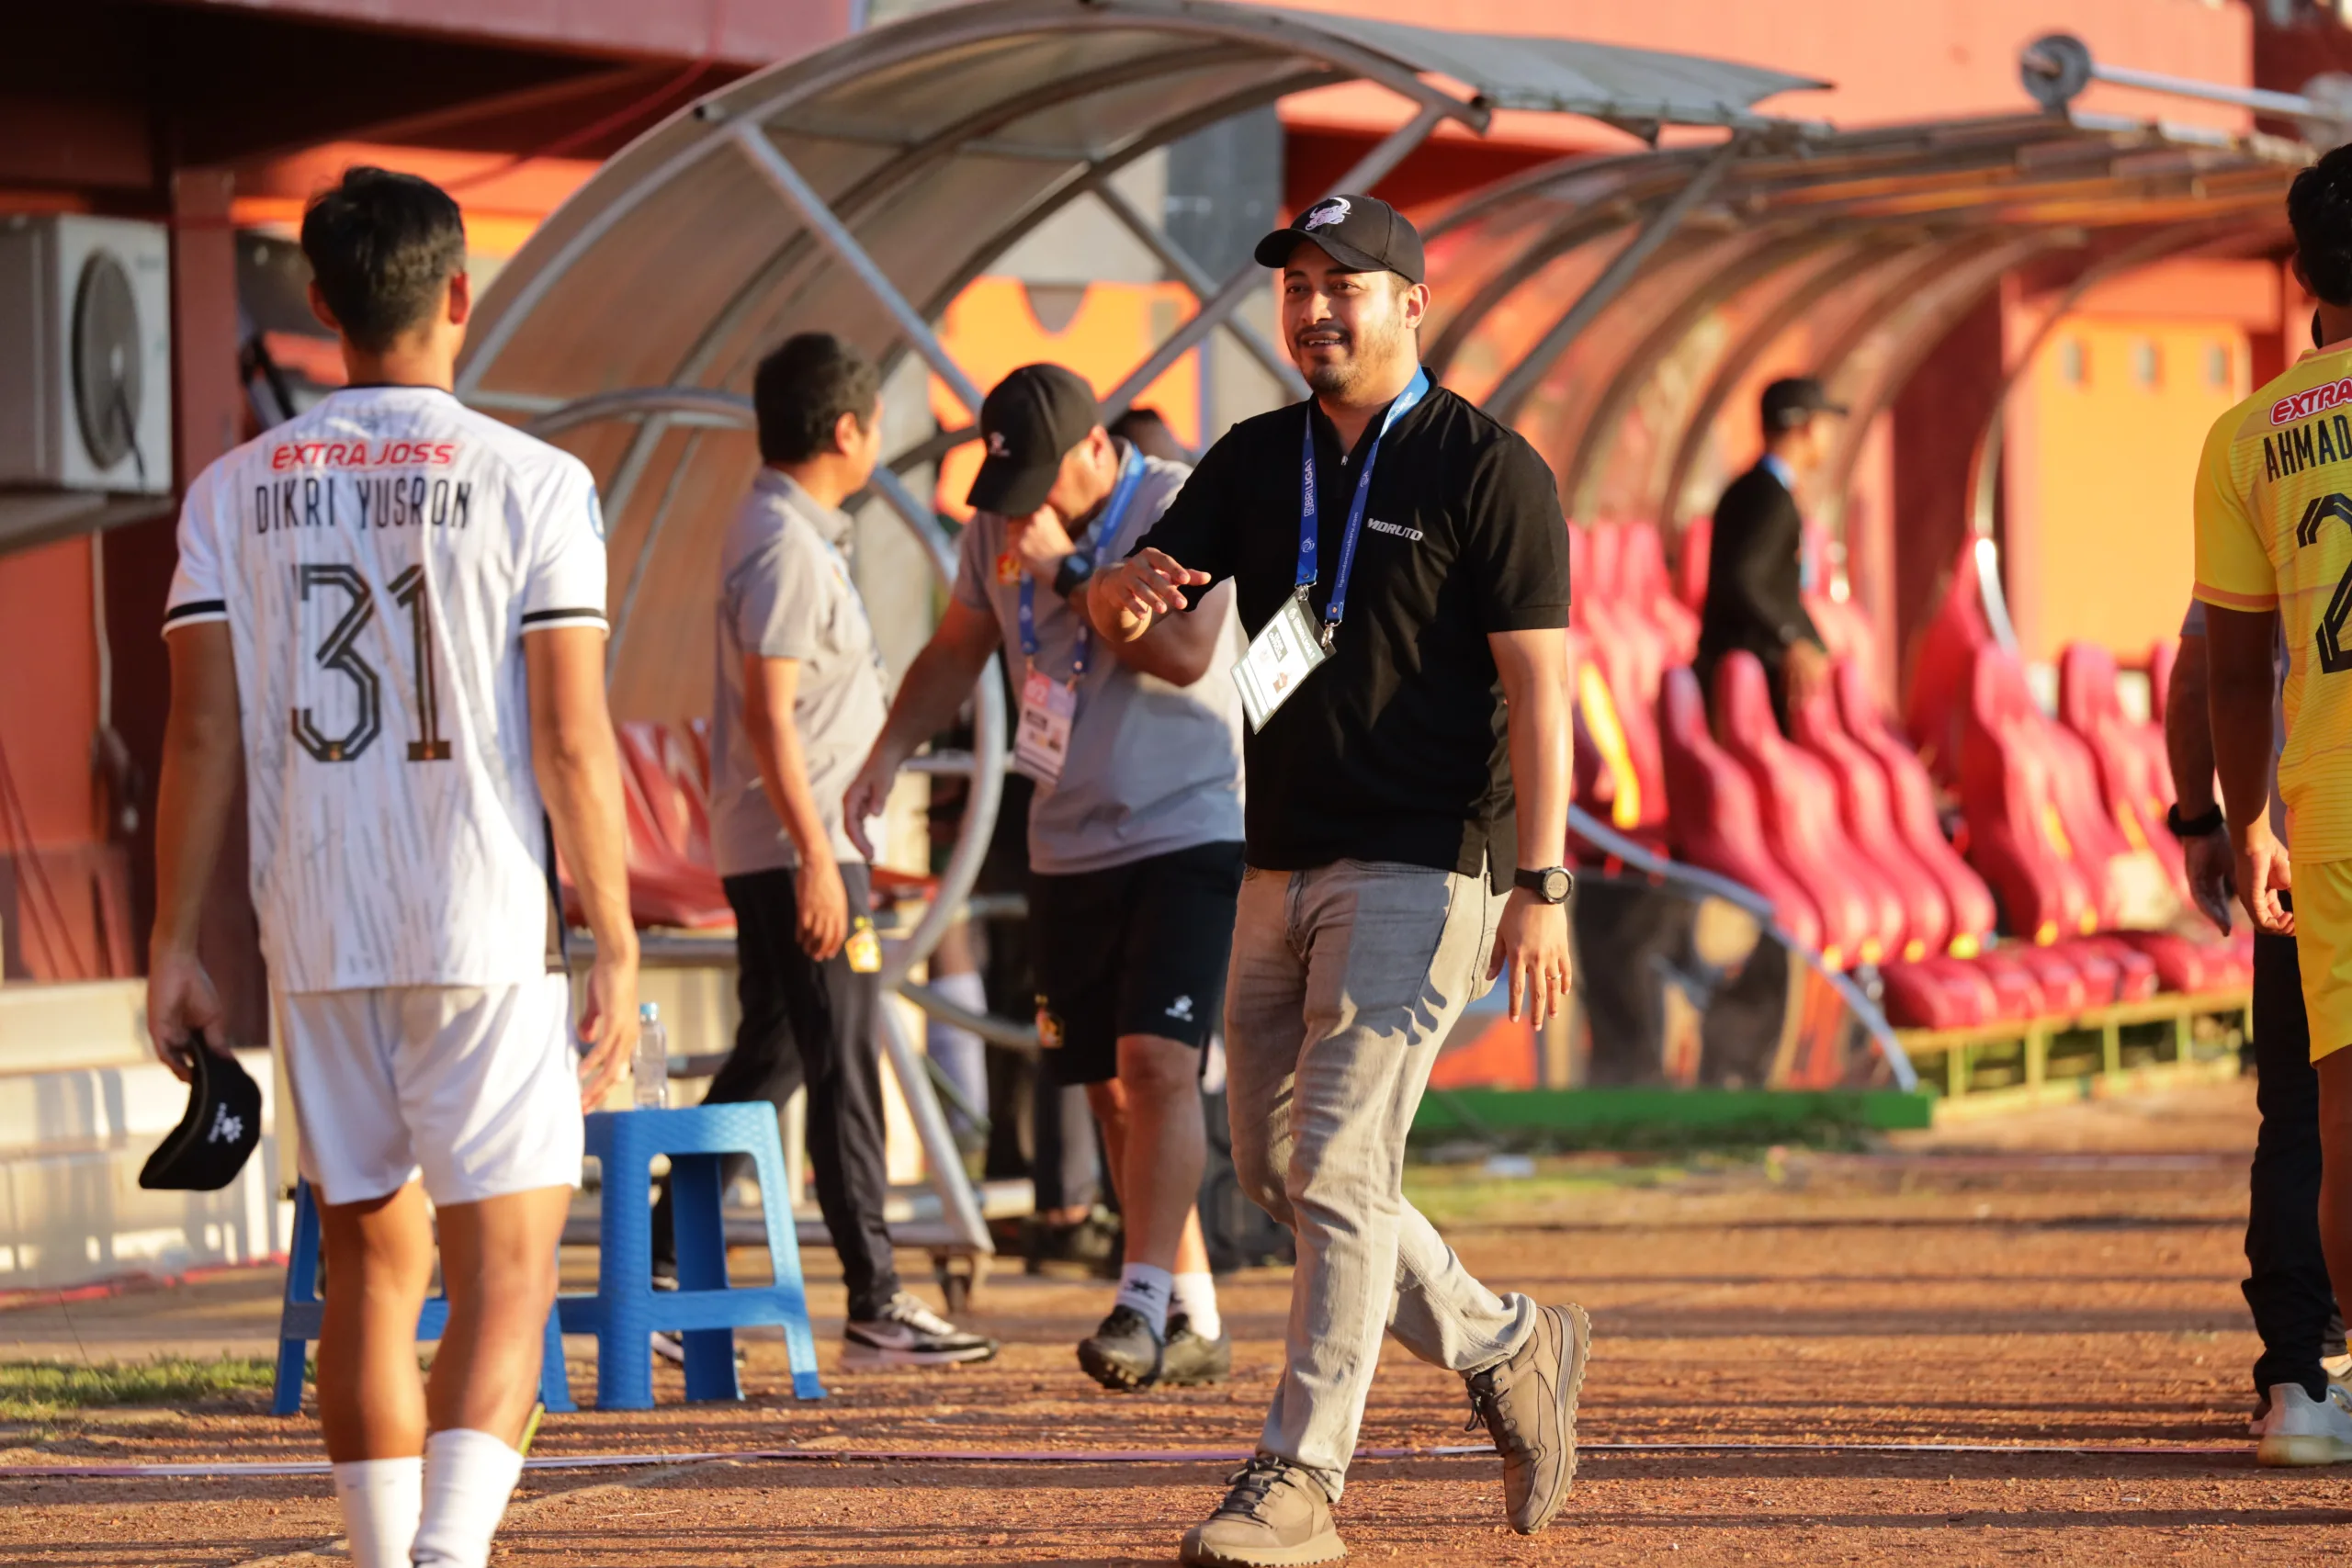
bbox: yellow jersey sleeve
[2192,404,2278,612]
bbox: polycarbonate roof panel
[456,0,1823,715]
[1262,7,1824,126]
[1422,114,2306,532]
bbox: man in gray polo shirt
[846,364,1244,1390]
[651,332,992,1368]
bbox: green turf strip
[0,1357,276,1420]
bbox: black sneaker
[1159,1314,1231,1387]
[1025,1209,1123,1278]
[1077,1303,1163,1391]
[842,1291,998,1368]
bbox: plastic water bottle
[633,1002,668,1110]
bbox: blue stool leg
[744,1134,826,1401]
[591,1118,655,1411]
[671,1152,742,1403]
[273,1182,322,1416]
[537,1284,575,1415]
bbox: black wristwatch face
[1517,866,1572,903]
[1052,552,1094,599]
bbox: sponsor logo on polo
[1366,517,1422,540]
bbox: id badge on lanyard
[1233,368,1430,732]
[1013,446,1146,785]
[1014,667,1079,784]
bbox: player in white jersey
[146,168,639,1568]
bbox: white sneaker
[2256,1382,2352,1466]
[2250,1373,2352,1436]
[841,1291,998,1367]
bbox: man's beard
[1299,314,1409,400]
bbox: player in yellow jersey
[2198,143,2352,1465]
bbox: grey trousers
[1225,859,1538,1502]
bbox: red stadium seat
[1832,661,1999,952]
[1618,520,1701,664]
[607,722,733,931]
[1657,666,1825,953]
[2057,642,2186,897]
[1958,648,2106,944]
[1674,514,1711,612]
[1878,957,1997,1030]
[1713,651,1905,966]
[1787,667,1950,961]
[1905,539,1996,784]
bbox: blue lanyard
[1017,444,1145,680]
[1297,367,1430,648]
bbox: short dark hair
[300,167,467,353]
[2290,144,2352,309]
[753,333,881,464]
[1108,406,1189,464]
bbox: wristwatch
[2165,802,2224,841]
[1514,866,1574,905]
[1052,552,1095,600]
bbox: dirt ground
[6,1077,2348,1566]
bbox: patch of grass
[0,1356,277,1421]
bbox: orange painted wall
[930,277,1204,522]
[2010,315,2255,664]
[0,536,98,847]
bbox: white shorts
[277,976,584,1207]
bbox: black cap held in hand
[1253,194,1426,284]
[139,1032,263,1191]
[967,363,1102,518]
[1761,376,1849,432]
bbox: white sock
[1114,1261,1175,1337]
[1171,1271,1222,1342]
[411,1427,525,1568]
[331,1456,422,1568]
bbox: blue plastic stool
[272,1180,574,1416]
[558,1104,826,1409]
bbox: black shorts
[1028,840,1245,1086]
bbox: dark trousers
[650,863,899,1318]
[2247,925,2346,1401]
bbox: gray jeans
[1225,859,1538,1501]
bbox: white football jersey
[164,385,608,993]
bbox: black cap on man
[1253,193,1425,283]
[1759,376,1847,434]
[967,364,1101,517]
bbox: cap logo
[986,430,1011,457]
[1301,197,1351,232]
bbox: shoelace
[1464,1372,1527,1452]
[1215,1457,1293,1518]
[886,1293,958,1337]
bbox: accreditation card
[1232,589,1330,733]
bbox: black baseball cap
[1253,193,1426,284]
[967,364,1101,517]
[139,1032,263,1192]
[1761,377,1849,432]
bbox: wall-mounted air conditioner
[0,214,174,495]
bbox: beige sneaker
[1179,1456,1346,1567]
[1464,1302,1591,1534]
[2257,1382,2352,1467]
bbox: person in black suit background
[1693,377,1844,730]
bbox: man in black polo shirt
[1090,194,1584,1567]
